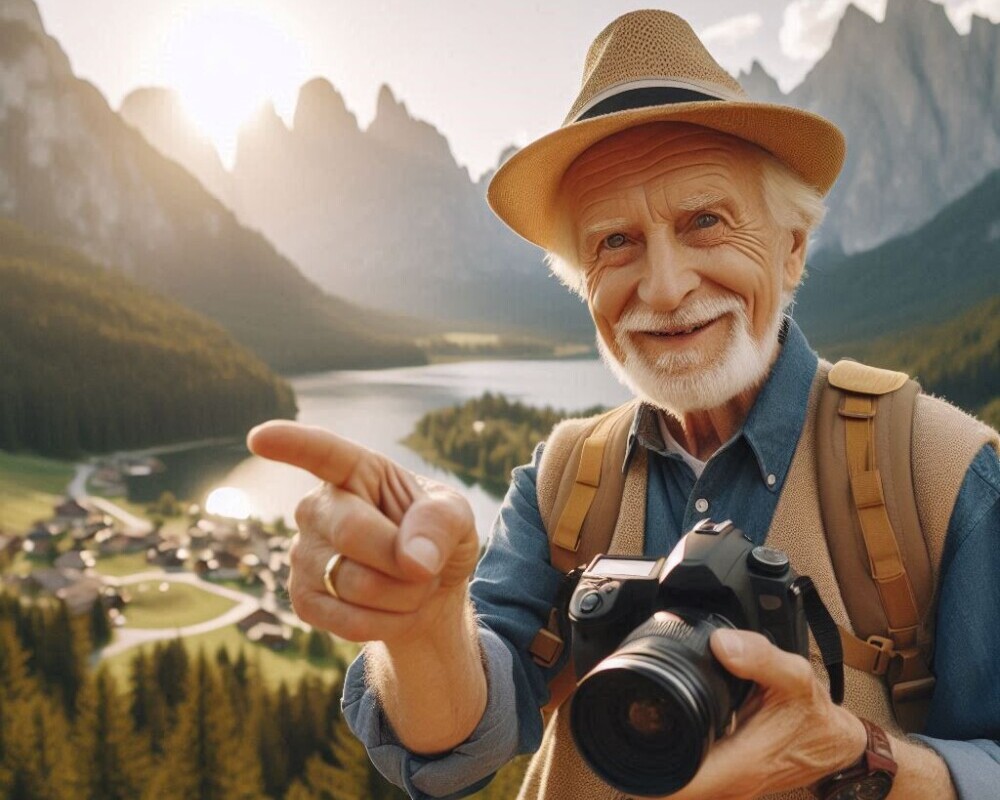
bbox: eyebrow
[581,218,630,240]
[676,192,726,211]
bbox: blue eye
[604,233,628,249]
[695,213,719,229]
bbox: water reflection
[183,360,630,541]
[204,487,254,520]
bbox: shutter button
[579,591,602,613]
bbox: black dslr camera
[567,519,839,797]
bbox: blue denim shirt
[343,319,1000,800]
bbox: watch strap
[815,718,897,800]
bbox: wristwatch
[814,718,897,800]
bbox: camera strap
[791,576,844,704]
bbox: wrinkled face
[559,123,806,412]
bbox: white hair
[543,138,827,300]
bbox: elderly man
[248,10,1000,800]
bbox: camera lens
[570,610,749,797]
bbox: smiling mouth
[640,317,719,337]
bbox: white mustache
[615,296,744,334]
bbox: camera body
[565,519,811,797]
[569,518,808,677]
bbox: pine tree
[129,648,168,754]
[146,651,265,800]
[249,686,285,798]
[73,668,150,800]
[89,598,112,648]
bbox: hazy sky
[32,0,1000,177]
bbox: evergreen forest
[405,392,607,494]
[0,220,297,457]
[0,591,530,800]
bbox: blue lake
[218,359,633,539]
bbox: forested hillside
[822,295,1000,427]
[405,393,606,493]
[0,220,297,457]
[795,169,1000,349]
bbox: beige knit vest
[518,361,999,800]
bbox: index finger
[247,421,367,486]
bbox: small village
[0,453,301,656]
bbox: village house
[194,548,242,581]
[146,541,189,569]
[23,523,62,558]
[53,549,96,572]
[245,621,291,650]
[236,606,282,633]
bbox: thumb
[711,629,814,695]
[395,492,478,584]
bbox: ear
[782,228,808,292]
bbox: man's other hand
[661,628,868,799]
[246,421,481,649]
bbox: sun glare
[157,1,307,168]
[205,486,254,520]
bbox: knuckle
[334,508,367,553]
[788,655,814,687]
[294,497,317,532]
[341,563,376,599]
[334,609,368,643]
[288,536,306,571]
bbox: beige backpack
[528,360,937,732]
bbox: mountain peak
[375,83,408,122]
[839,2,880,35]
[496,144,519,169]
[883,0,953,34]
[121,86,184,118]
[0,0,45,37]
[293,77,358,136]
[244,100,286,133]
[738,60,783,103]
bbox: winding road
[67,462,307,661]
[99,570,307,660]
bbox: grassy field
[94,552,161,577]
[101,624,352,689]
[122,580,236,628]
[0,449,74,533]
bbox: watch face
[827,772,894,800]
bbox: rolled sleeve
[339,442,562,797]
[913,736,1000,800]
[341,626,520,800]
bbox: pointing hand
[246,421,480,647]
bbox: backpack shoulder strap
[817,359,935,731]
[527,401,636,691]
[536,400,639,572]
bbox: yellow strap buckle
[865,635,895,676]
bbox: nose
[637,232,700,312]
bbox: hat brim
[486,100,846,252]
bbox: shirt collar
[623,316,818,492]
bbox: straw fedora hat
[486,9,846,252]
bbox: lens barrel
[570,610,749,797]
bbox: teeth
[649,321,705,336]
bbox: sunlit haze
[205,486,254,519]
[33,0,1000,179]
[157,2,307,168]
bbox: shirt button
[695,498,709,513]
[767,474,777,487]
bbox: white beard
[596,295,785,415]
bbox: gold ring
[322,553,347,599]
